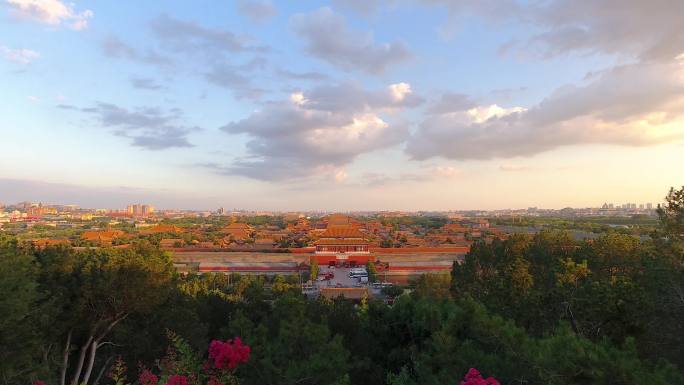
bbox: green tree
[366,261,378,283]
[310,259,319,283]
[0,237,42,384]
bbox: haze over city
[2,0,683,210]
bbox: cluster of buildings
[0,198,661,299]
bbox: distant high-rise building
[127,203,154,216]
[646,203,653,210]
[639,204,644,209]
[217,207,225,215]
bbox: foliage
[309,259,319,284]
[366,261,378,283]
[0,236,42,383]
[3,188,684,385]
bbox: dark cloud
[236,0,277,23]
[77,102,198,150]
[149,14,269,55]
[56,104,78,110]
[417,0,684,62]
[426,93,476,115]
[130,77,164,90]
[290,7,411,74]
[105,17,271,97]
[276,68,329,81]
[204,64,265,99]
[101,36,171,65]
[522,0,684,61]
[215,82,419,180]
[331,0,387,16]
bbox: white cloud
[0,46,39,64]
[216,83,415,180]
[389,82,412,102]
[6,0,93,30]
[407,60,684,160]
[465,105,526,124]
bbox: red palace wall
[312,254,375,265]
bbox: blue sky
[1,0,683,210]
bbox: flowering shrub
[131,335,250,385]
[460,368,500,385]
[139,369,159,385]
[208,338,251,370]
[165,374,189,385]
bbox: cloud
[332,0,386,16]
[101,36,171,66]
[426,93,476,115]
[204,63,265,99]
[130,77,164,90]
[293,81,423,113]
[103,17,270,97]
[149,14,268,56]
[520,0,684,61]
[77,102,198,150]
[236,0,277,23]
[290,7,411,74]
[215,82,418,180]
[407,60,684,160]
[417,0,684,63]
[0,45,39,64]
[6,0,93,30]
[359,169,452,188]
[276,68,329,81]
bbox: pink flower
[139,369,159,385]
[165,374,188,385]
[461,368,500,385]
[208,337,251,371]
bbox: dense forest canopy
[1,186,683,385]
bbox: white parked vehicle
[348,268,368,278]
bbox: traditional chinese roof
[326,213,352,226]
[81,230,124,241]
[315,238,368,245]
[319,226,365,239]
[227,229,251,240]
[140,224,183,234]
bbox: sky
[1,0,683,211]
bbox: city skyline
[0,195,665,213]
[2,1,683,210]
